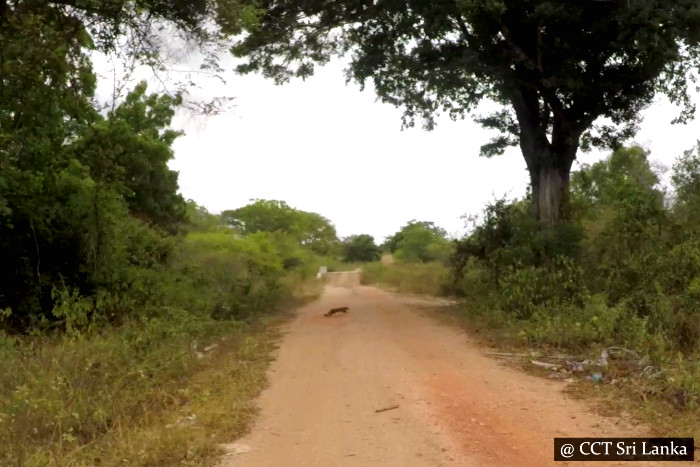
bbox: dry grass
[0,284,323,467]
[360,262,448,296]
[0,315,286,467]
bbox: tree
[572,146,663,212]
[232,0,700,224]
[0,0,259,54]
[294,211,339,256]
[0,1,261,333]
[384,221,448,253]
[69,82,187,233]
[672,142,700,208]
[342,234,381,262]
[570,146,667,299]
[385,221,451,263]
[668,142,700,234]
[0,2,101,326]
[0,1,261,115]
[0,9,192,328]
[222,200,296,233]
[222,200,339,255]
[185,201,224,232]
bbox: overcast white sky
[94,52,700,243]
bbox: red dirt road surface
[219,284,687,467]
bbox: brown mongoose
[324,306,349,317]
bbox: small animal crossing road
[219,285,680,467]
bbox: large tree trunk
[530,159,571,225]
[513,103,578,223]
[511,86,581,224]
[519,131,578,225]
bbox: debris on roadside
[597,349,609,367]
[531,360,559,370]
[486,351,531,358]
[221,442,254,455]
[165,413,198,429]
[488,346,663,389]
[589,372,603,383]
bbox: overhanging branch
[495,14,567,120]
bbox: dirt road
[220,284,683,467]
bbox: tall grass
[360,262,448,296]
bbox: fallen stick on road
[487,352,579,360]
[374,404,399,413]
[486,352,530,357]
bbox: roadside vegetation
[0,6,331,462]
[361,146,700,439]
[0,3,341,464]
[0,194,331,467]
[346,222,452,295]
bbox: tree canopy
[1,0,259,54]
[222,200,339,255]
[232,0,700,224]
[342,234,381,262]
[571,146,664,214]
[383,221,452,263]
[0,0,268,330]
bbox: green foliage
[0,0,264,325]
[497,256,589,320]
[672,142,700,230]
[447,145,700,415]
[342,234,381,262]
[177,232,284,321]
[185,201,224,232]
[384,221,453,263]
[1,0,259,58]
[519,295,652,351]
[222,200,339,256]
[0,218,325,464]
[71,82,187,233]
[0,2,312,464]
[572,147,663,211]
[450,198,583,292]
[0,76,184,331]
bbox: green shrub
[517,295,651,350]
[0,225,325,465]
[498,256,589,320]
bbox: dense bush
[342,234,382,262]
[446,145,700,411]
[383,221,454,264]
[0,4,331,463]
[0,221,326,465]
[0,80,187,333]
